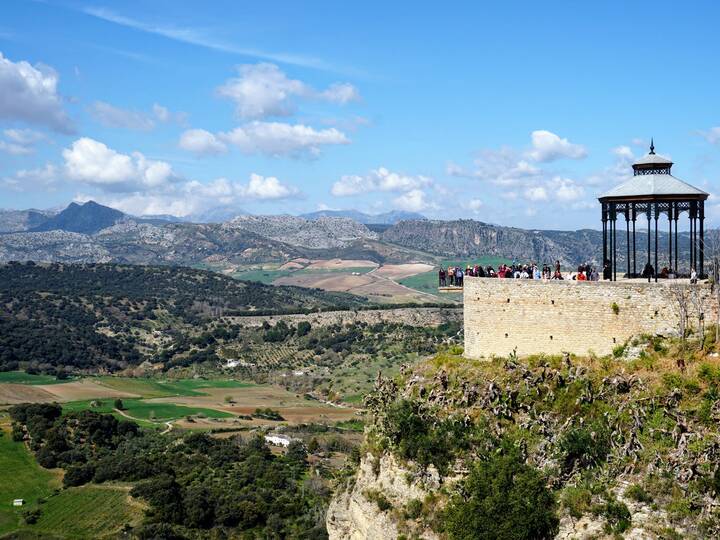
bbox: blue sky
[1,0,720,229]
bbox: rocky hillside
[228,215,378,249]
[329,336,720,539]
[300,209,426,225]
[0,208,57,233]
[381,219,702,268]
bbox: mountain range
[0,201,707,269]
[299,209,426,224]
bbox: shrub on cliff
[442,449,559,540]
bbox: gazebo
[598,140,709,281]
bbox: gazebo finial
[649,138,655,155]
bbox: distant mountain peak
[30,200,127,235]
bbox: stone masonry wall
[464,277,715,358]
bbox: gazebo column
[674,207,678,274]
[625,208,630,277]
[654,203,659,283]
[612,204,617,281]
[690,202,696,274]
[602,204,607,278]
[668,205,673,273]
[632,204,637,277]
[646,208,651,281]
[700,200,705,278]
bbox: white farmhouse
[264,434,292,447]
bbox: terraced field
[28,485,143,538]
[0,422,61,536]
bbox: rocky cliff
[328,337,720,539]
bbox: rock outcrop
[327,453,439,540]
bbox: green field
[28,485,142,538]
[62,398,234,422]
[96,376,255,398]
[0,427,61,535]
[0,371,66,385]
[232,265,375,284]
[399,256,511,295]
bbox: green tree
[444,450,559,540]
[114,398,124,410]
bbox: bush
[404,498,423,520]
[625,483,652,503]
[558,423,611,472]
[22,508,42,524]
[593,499,630,534]
[561,486,592,519]
[443,449,559,540]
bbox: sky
[1,0,720,229]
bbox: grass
[0,371,65,385]
[62,398,234,422]
[28,485,142,538]
[399,256,511,294]
[96,376,254,398]
[0,426,61,536]
[232,266,375,284]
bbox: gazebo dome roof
[633,152,673,167]
[599,173,708,200]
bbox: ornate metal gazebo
[598,140,709,281]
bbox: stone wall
[464,277,714,358]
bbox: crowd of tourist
[439,261,601,287]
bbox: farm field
[27,485,143,538]
[0,422,61,536]
[96,376,255,399]
[149,385,357,423]
[0,375,357,427]
[62,398,235,422]
[202,258,444,303]
[0,371,68,385]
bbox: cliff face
[327,453,439,540]
[328,455,681,540]
[329,343,720,539]
[380,219,601,265]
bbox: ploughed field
[0,372,356,428]
[209,258,442,303]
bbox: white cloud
[219,121,349,157]
[152,103,170,122]
[332,167,432,196]
[62,137,175,191]
[448,147,541,186]
[700,127,720,145]
[2,163,57,191]
[549,176,584,202]
[217,63,360,119]
[82,7,339,72]
[0,140,31,155]
[89,101,187,130]
[89,101,155,130]
[0,52,74,133]
[80,172,299,217]
[461,198,484,213]
[320,83,361,104]
[524,186,548,201]
[393,189,431,212]
[179,129,227,155]
[527,130,587,162]
[239,173,298,199]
